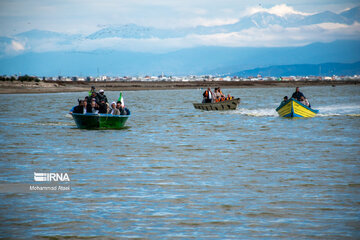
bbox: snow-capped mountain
[0,5,359,76]
[340,6,360,22]
[86,6,360,40]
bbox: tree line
[0,75,40,82]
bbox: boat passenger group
[70,86,130,115]
[281,87,312,108]
[202,87,234,103]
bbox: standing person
[213,88,221,102]
[202,88,213,103]
[218,87,225,98]
[88,91,99,105]
[98,89,108,103]
[88,86,96,97]
[291,87,305,101]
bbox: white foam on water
[231,108,278,117]
[228,103,360,118]
[317,103,360,117]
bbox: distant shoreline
[0,80,358,94]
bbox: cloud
[11,40,25,51]
[180,17,239,27]
[245,4,312,17]
[17,21,360,54]
[1,39,25,56]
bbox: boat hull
[72,113,129,129]
[276,99,319,118]
[193,98,240,111]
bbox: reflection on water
[0,86,360,239]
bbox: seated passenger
[281,96,288,105]
[300,96,310,107]
[87,100,99,114]
[226,94,233,100]
[116,101,127,115]
[98,100,108,114]
[72,100,86,114]
[82,100,88,114]
[109,102,120,115]
[202,88,213,103]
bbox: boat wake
[231,108,278,117]
[229,103,360,117]
[317,103,360,117]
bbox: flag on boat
[118,92,124,107]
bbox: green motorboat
[71,113,130,129]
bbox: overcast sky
[0,0,359,55]
[0,0,359,35]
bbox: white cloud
[181,17,239,27]
[245,4,312,17]
[11,40,25,51]
[19,21,360,54]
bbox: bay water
[0,85,359,239]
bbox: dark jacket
[86,104,99,114]
[98,93,108,103]
[291,91,304,100]
[98,103,108,114]
[73,105,85,114]
[88,94,100,105]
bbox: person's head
[111,101,116,109]
[296,87,299,92]
[91,101,96,107]
[207,87,211,91]
[227,94,231,97]
[91,92,96,97]
[300,96,305,101]
[99,89,104,95]
[83,100,87,106]
[84,96,89,101]
[100,100,105,105]
[78,100,84,106]
[284,96,288,100]
[91,86,95,90]
[116,101,122,109]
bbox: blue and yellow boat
[276,99,319,118]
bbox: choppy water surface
[0,85,359,239]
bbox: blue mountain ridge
[0,40,359,76]
[231,62,360,77]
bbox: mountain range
[232,62,360,77]
[0,5,359,76]
[0,40,359,76]
[87,6,360,39]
